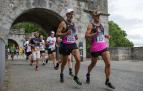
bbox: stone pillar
[99,0,109,46]
[0,38,5,88]
[0,26,8,88]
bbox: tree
[12,22,48,37]
[109,21,134,47]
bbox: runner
[30,32,42,71]
[24,37,32,65]
[40,35,46,65]
[45,36,49,64]
[85,10,115,89]
[56,8,82,85]
[16,46,19,59]
[7,48,10,55]
[24,38,30,60]
[55,37,74,77]
[19,47,25,59]
[10,45,16,61]
[46,31,56,68]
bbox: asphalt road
[5,59,143,91]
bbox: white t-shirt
[46,36,56,49]
[24,41,31,52]
[24,41,28,47]
[40,40,45,51]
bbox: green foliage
[109,21,134,47]
[13,22,41,33]
[12,22,48,37]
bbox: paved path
[5,59,143,91]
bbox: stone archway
[0,0,108,88]
[0,7,65,88]
[8,39,19,48]
[11,8,64,33]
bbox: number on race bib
[97,35,105,42]
[67,36,75,43]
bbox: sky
[108,0,143,47]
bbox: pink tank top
[62,21,76,44]
[90,23,108,52]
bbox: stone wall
[109,47,143,61]
[0,0,109,59]
[8,34,25,47]
[0,39,5,88]
[132,47,143,60]
[0,0,108,87]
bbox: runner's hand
[67,31,71,35]
[92,33,98,37]
[75,35,78,40]
[105,35,111,39]
[57,38,62,43]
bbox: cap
[66,8,74,14]
[92,10,101,16]
[51,31,55,34]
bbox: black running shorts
[40,50,45,54]
[48,48,56,54]
[26,52,32,56]
[91,48,108,58]
[59,42,78,55]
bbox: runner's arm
[85,23,97,38]
[104,35,111,39]
[56,21,69,37]
[29,39,34,48]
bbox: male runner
[56,8,82,85]
[24,37,32,65]
[40,35,46,65]
[30,32,42,71]
[85,10,115,89]
[46,31,56,68]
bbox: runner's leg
[60,55,68,82]
[68,54,73,76]
[101,51,115,89]
[52,52,56,67]
[86,57,98,83]
[72,49,82,85]
[35,51,40,71]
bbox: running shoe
[73,76,82,85]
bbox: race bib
[96,34,105,42]
[67,36,75,43]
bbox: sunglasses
[67,12,74,15]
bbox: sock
[106,78,109,84]
[69,68,72,72]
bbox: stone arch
[0,7,65,87]
[11,8,64,34]
[0,0,109,87]
[8,39,19,48]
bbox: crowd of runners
[9,8,116,89]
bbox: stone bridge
[0,0,108,88]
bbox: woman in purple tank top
[85,10,115,89]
